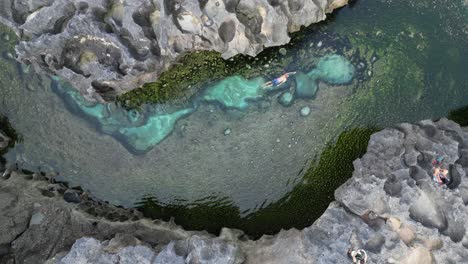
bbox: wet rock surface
[2,118,468,263]
[334,118,468,263]
[0,170,209,264]
[0,0,348,101]
[0,131,9,151]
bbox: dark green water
[0,0,466,238]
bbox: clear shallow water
[0,0,467,237]
[53,54,354,153]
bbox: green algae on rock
[115,50,286,109]
[137,127,378,238]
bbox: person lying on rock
[347,248,368,264]
[433,166,450,185]
[262,72,296,88]
[432,156,451,186]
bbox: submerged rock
[53,80,193,153]
[315,54,355,85]
[278,91,294,107]
[295,55,355,99]
[201,76,266,110]
[118,108,194,153]
[300,106,311,117]
[279,48,287,56]
[0,0,349,102]
[295,73,318,98]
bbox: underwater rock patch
[278,91,294,107]
[295,55,355,99]
[201,76,266,110]
[50,54,355,153]
[117,108,194,153]
[300,107,311,117]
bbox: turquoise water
[0,0,467,237]
[54,55,355,153]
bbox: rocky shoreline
[1,118,467,263]
[0,0,348,102]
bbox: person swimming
[262,72,296,88]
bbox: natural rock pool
[0,0,467,237]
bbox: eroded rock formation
[0,0,348,102]
[1,118,467,263]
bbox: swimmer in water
[262,72,296,88]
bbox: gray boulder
[53,234,244,264]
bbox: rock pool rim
[1,0,466,241]
[0,124,378,239]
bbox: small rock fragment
[400,247,433,264]
[278,91,294,107]
[279,48,287,56]
[63,190,82,204]
[398,224,416,246]
[21,64,30,74]
[423,238,443,251]
[32,172,46,181]
[2,168,12,179]
[29,212,45,226]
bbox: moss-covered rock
[116,24,350,109]
[116,49,287,109]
